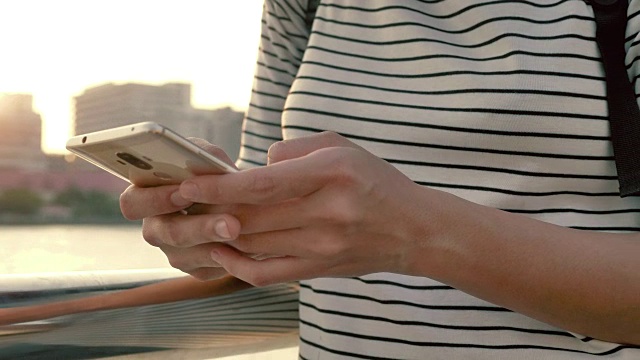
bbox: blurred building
[73,83,244,162]
[0,94,47,170]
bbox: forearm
[407,188,640,344]
[0,275,251,325]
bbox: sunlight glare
[0,1,263,153]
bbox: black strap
[589,0,640,197]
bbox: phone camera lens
[116,152,153,170]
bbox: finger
[142,213,241,248]
[187,137,237,168]
[159,242,228,272]
[183,203,237,216]
[228,228,309,257]
[180,147,359,205]
[233,199,310,234]
[187,267,230,281]
[211,246,317,286]
[120,184,193,220]
[267,131,361,165]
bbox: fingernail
[215,220,231,240]
[180,182,200,200]
[170,190,192,207]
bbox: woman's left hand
[168,132,445,286]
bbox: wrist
[401,188,501,282]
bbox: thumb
[267,131,362,165]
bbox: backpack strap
[588,0,640,197]
[306,0,321,28]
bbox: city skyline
[0,1,263,154]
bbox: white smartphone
[66,121,237,187]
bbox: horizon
[0,1,263,154]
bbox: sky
[0,1,264,154]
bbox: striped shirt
[236,0,640,358]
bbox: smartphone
[66,121,237,187]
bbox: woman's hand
[159,132,441,285]
[119,139,242,281]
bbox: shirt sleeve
[236,0,317,169]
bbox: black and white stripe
[238,0,640,358]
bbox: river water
[0,224,170,274]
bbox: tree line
[0,187,125,223]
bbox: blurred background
[0,0,262,271]
[0,1,299,358]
